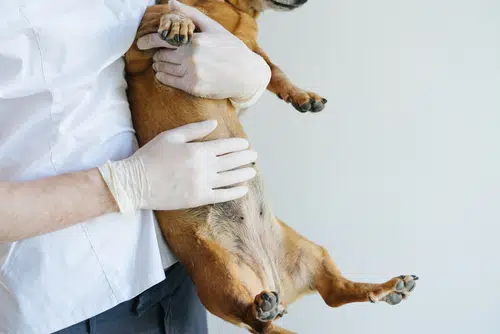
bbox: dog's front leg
[125,4,195,75]
[253,46,327,113]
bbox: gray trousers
[54,263,208,334]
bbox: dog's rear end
[124,1,418,333]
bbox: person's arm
[0,120,257,243]
[0,169,118,243]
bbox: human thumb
[163,120,218,143]
[168,0,225,32]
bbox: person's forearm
[0,169,119,242]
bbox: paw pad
[370,274,419,306]
[254,291,283,321]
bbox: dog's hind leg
[268,326,296,334]
[313,247,419,307]
[276,218,418,308]
[252,325,295,334]
[177,236,286,334]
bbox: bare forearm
[0,169,119,242]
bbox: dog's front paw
[276,87,327,113]
[253,291,285,322]
[369,275,418,305]
[158,12,195,47]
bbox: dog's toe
[310,98,326,112]
[293,101,311,113]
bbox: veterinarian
[0,0,271,333]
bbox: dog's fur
[124,1,418,333]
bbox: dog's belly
[203,177,287,296]
[208,213,285,296]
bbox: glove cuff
[229,63,271,110]
[97,159,144,215]
[229,81,268,110]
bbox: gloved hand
[98,120,257,214]
[136,0,271,110]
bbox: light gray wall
[208,0,500,333]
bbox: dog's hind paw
[158,12,195,46]
[368,275,418,305]
[254,291,286,322]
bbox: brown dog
[124,1,418,333]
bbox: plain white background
[208,0,500,333]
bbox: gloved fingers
[216,149,257,172]
[201,138,250,155]
[155,72,194,93]
[153,47,188,65]
[212,167,256,189]
[162,120,218,143]
[153,62,188,77]
[168,0,226,33]
[210,186,249,204]
[137,33,179,51]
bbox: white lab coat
[0,0,176,333]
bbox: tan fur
[124,1,417,333]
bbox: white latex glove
[98,120,257,214]
[137,0,271,110]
